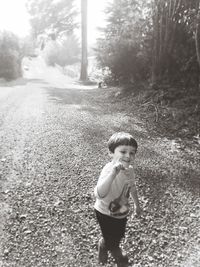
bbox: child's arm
[95,162,124,198]
[130,185,142,216]
[123,167,142,216]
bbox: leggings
[95,209,127,251]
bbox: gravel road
[0,78,104,267]
[0,60,199,267]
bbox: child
[94,132,142,267]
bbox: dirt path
[0,59,199,267]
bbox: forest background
[0,0,200,144]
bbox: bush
[0,31,23,80]
[96,37,149,84]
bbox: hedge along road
[0,62,200,267]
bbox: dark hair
[108,132,138,153]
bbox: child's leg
[95,210,128,265]
[98,237,108,264]
[95,210,127,249]
[95,210,109,264]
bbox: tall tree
[151,0,184,84]
[194,2,200,72]
[151,0,200,85]
[26,0,77,40]
[96,0,150,83]
[80,0,88,81]
[95,0,200,87]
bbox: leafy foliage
[0,31,23,80]
[151,0,200,86]
[26,0,77,39]
[96,0,200,88]
[96,0,151,84]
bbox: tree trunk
[195,10,200,69]
[80,0,88,81]
[151,0,182,84]
[195,7,200,88]
[151,0,159,85]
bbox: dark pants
[95,209,127,251]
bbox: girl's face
[112,145,136,168]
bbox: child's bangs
[116,137,137,148]
[108,133,138,153]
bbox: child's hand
[113,162,125,175]
[122,165,134,180]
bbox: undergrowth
[114,83,200,145]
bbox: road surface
[0,58,199,267]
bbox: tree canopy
[96,0,200,88]
[26,0,77,39]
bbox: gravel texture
[0,60,199,267]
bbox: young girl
[94,132,142,267]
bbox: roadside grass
[104,84,200,148]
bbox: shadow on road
[44,86,200,197]
[0,78,48,87]
[44,86,96,105]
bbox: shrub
[0,31,23,80]
[96,36,149,84]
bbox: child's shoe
[111,247,128,267]
[98,238,108,265]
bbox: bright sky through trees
[0,0,110,43]
[0,0,30,37]
[87,0,110,44]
